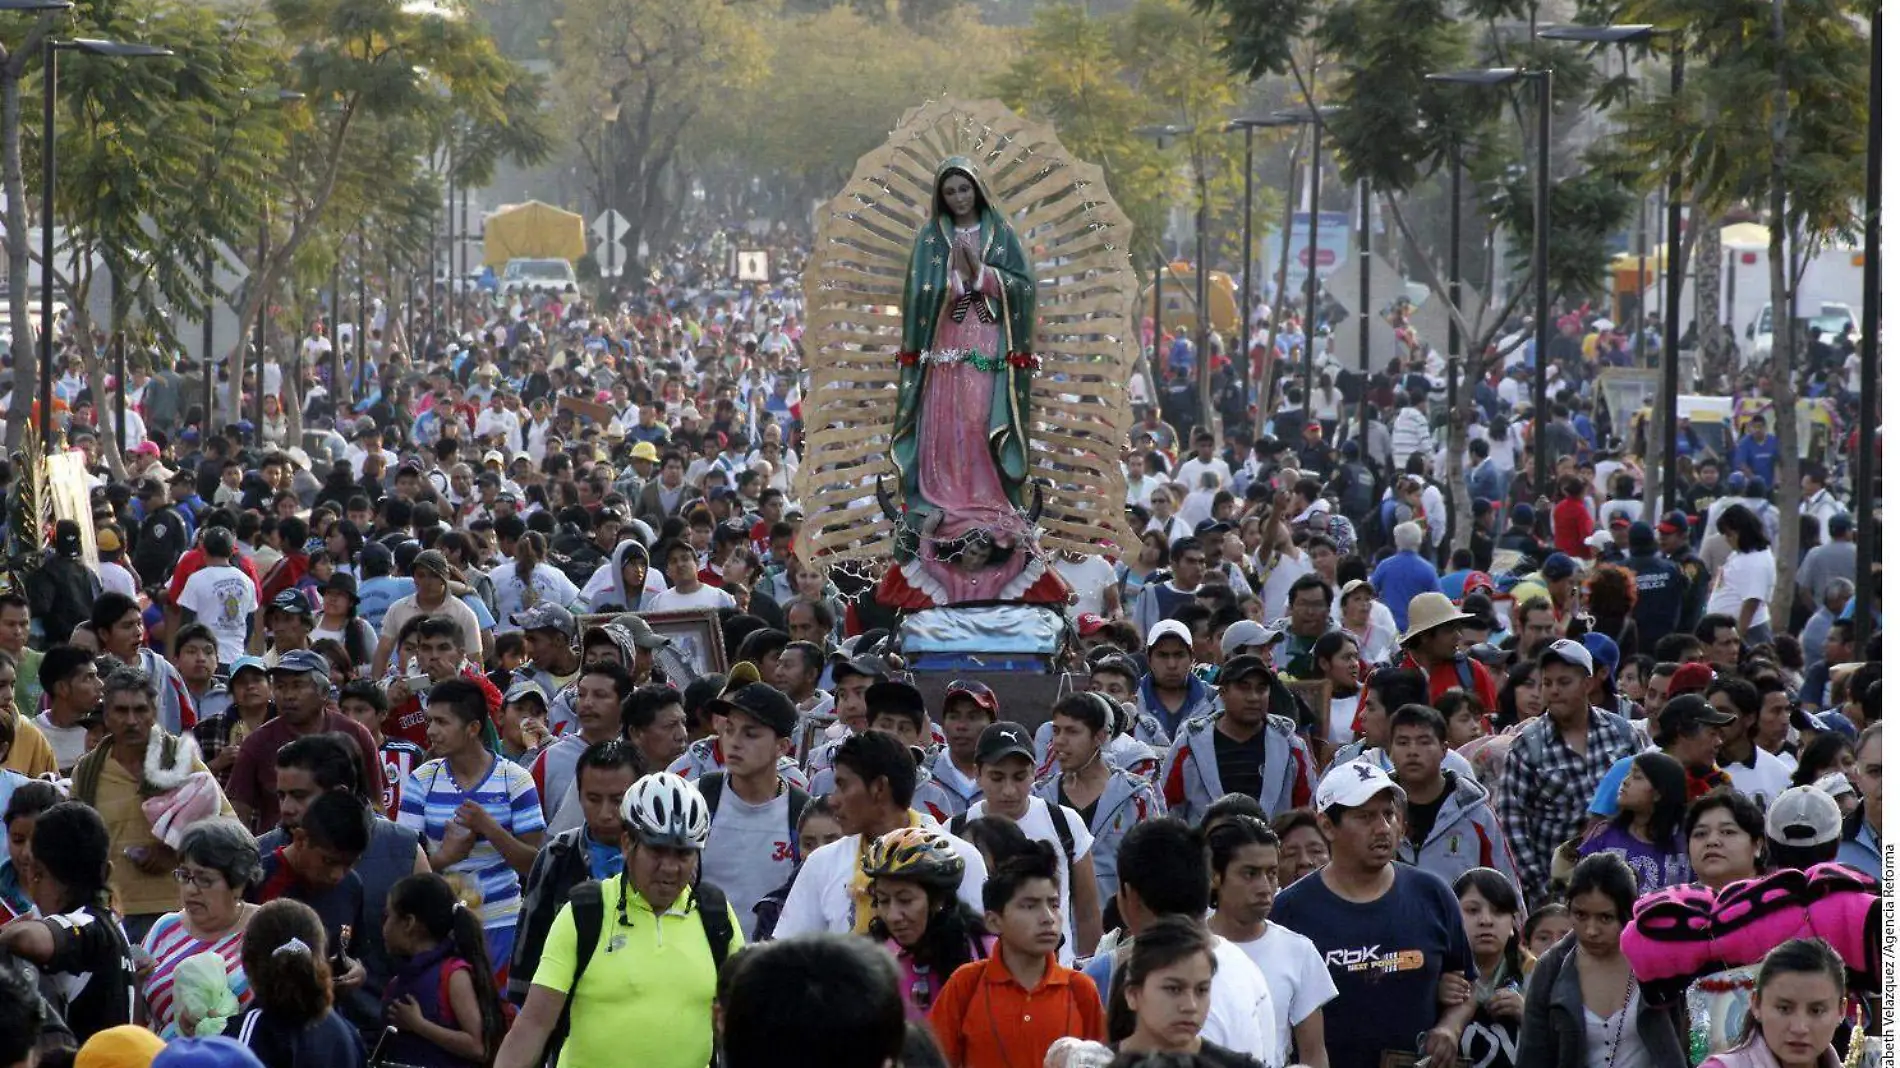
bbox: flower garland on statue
[897,348,1041,372]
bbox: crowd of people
[0,215,1882,1068]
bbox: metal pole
[254,213,266,431]
[1357,176,1370,458]
[1448,150,1462,404]
[1853,11,1879,651]
[1301,124,1321,423]
[1241,125,1255,410]
[1661,44,1686,513]
[459,182,470,334]
[356,241,366,396]
[1635,192,1648,367]
[112,279,124,451]
[1194,168,1210,428]
[1531,72,1552,492]
[329,253,340,394]
[39,39,55,450]
[202,246,214,428]
[445,157,456,335]
[1152,260,1164,391]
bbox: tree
[551,0,767,272]
[1606,0,1867,627]
[691,4,1011,217]
[1200,0,1638,550]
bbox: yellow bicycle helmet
[861,826,965,892]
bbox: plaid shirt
[1498,707,1644,908]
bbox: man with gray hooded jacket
[1388,703,1520,900]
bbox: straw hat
[1398,592,1481,646]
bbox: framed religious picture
[575,609,727,688]
[735,249,770,282]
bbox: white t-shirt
[774,822,988,937]
[175,563,258,664]
[1176,455,1233,492]
[34,713,89,772]
[1053,555,1116,619]
[1705,549,1775,621]
[1226,922,1337,1063]
[96,561,137,599]
[488,562,581,631]
[645,584,736,612]
[1206,934,1284,1066]
[698,779,795,928]
[1722,746,1793,810]
[964,796,1095,966]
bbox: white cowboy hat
[1399,592,1481,646]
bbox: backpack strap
[949,812,967,837]
[700,772,726,823]
[696,883,735,972]
[544,880,606,1067]
[1049,802,1075,871]
[784,784,811,845]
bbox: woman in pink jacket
[1701,939,1850,1068]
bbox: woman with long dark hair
[1519,853,1687,1068]
[1709,505,1776,645]
[863,827,993,1021]
[1107,916,1262,1068]
[1579,751,1693,895]
[1454,867,1535,1068]
[1702,939,1850,1068]
[1789,731,1854,788]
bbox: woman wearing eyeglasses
[141,819,262,1038]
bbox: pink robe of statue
[914,225,1030,602]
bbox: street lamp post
[0,0,74,444]
[1231,107,1340,431]
[40,34,172,450]
[1427,67,1553,491]
[1854,10,1879,650]
[1540,24,1683,507]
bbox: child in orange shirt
[930,843,1105,1068]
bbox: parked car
[500,257,577,295]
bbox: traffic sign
[594,240,626,277]
[590,210,629,242]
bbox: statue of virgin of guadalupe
[885,157,1059,605]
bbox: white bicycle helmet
[620,771,712,850]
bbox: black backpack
[542,879,735,1066]
[134,505,189,586]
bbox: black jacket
[507,828,595,1006]
[1625,548,1687,654]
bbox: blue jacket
[1371,550,1439,631]
[1033,768,1159,906]
[1135,673,1217,742]
[1837,805,1879,879]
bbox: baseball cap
[482,449,505,467]
[76,1025,167,1068]
[829,652,889,684]
[131,440,160,458]
[1579,633,1620,677]
[975,721,1036,766]
[1076,613,1112,637]
[1628,521,1657,550]
[228,655,268,681]
[512,602,577,638]
[1658,693,1737,732]
[1657,510,1691,535]
[1765,785,1844,846]
[270,589,314,617]
[269,649,330,678]
[1219,619,1272,659]
[1315,760,1407,811]
[151,1036,266,1068]
[95,527,123,554]
[1541,552,1579,581]
[1194,518,1232,537]
[503,678,552,709]
[710,682,799,738]
[1814,772,1856,802]
[1538,638,1593,674]
[1215,654,1274,686]
[1146,619,1192,650]
[1462,571,1497,597]
[605,613,670,650]
[944,678,999,715]
[1664,662,1716,699]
